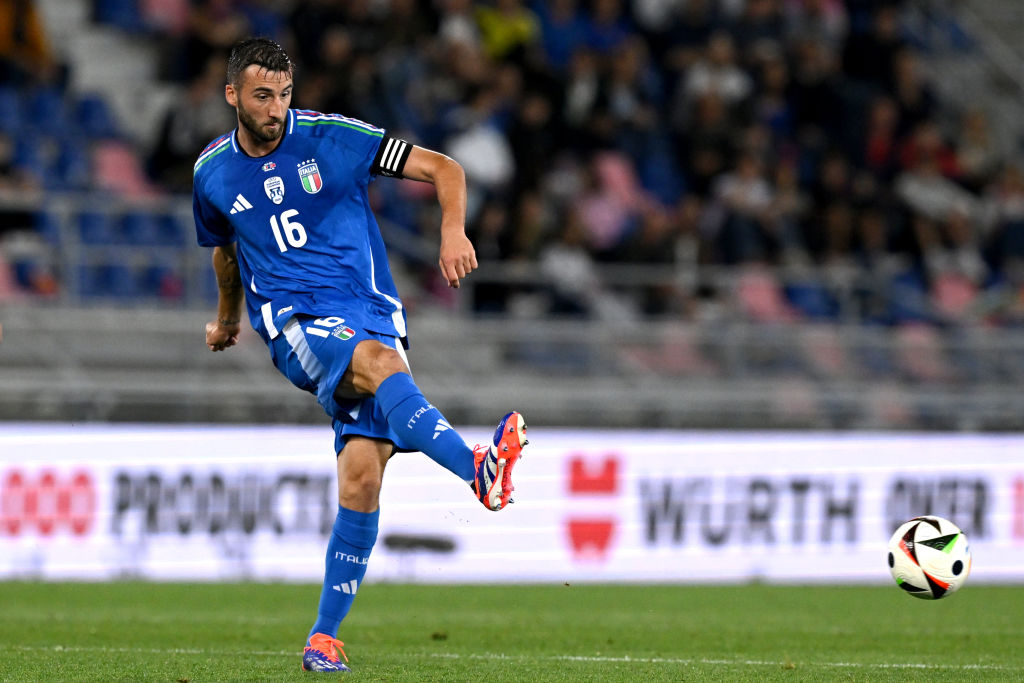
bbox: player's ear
[225,83,238,108]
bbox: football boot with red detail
[472,411,527,511]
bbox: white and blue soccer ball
[887,515,971,600]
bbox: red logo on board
[565,454,620,560]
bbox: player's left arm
[401,146,477,289]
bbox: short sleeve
[193,178,234,247]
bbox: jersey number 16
[270,209,307,252]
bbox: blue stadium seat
[143,213,186,246]
[0,87,22,133]
[785,281,839,320]
[24,88,68,133]
[74,94,120,139]
[141,260,185,299]
[55,139,91,190]
[200,266,220,303]
[121,212,161,245]
[94,0,144,32]
[77,212,116,245]
[77,264,109,297]
[34,211,63,246]
[105,260,140,298]
[13,136,44,170]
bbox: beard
[237,101,284,144]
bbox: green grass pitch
[1,582,1022,681]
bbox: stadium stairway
[35,0,179,152]
[922,1,1024,149]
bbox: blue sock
[375,373,475,481]
[308,505,379,640]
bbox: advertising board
[1,425,1021,583]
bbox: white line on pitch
[1,645,1016,671]
[428,652,1016,671]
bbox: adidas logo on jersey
[229,194,253,214]
[332,580,358,594]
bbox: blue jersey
[192,109,413,345]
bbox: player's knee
[339,468,383,509]
[351,340,408,393]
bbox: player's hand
[439,233,478,288]
[205,320,240,352]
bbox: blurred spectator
[288,0,348,69]
[662,0,719,76]
[175,0,251,82]
[148,55,235,192]
[467,199,514,313]
[910,209,986,324]
[0,131,39,194]
[620,206,685,315]
[851,206,907,322]
[677,92,736,198]
[539,207,637,321]
[768,159,810,260]
[581,0,633,56]
[955,108,1001,193]
[672,30,752,129]
[751,53,794,144]
[507,89,558,197]
[539,209,600,317]
[708,151,776,264]
[788,35,842,145]
[10,0,1021,332]
[731,0,785,61]
[857,95,901,181]
[572,151,653,260]
[628,0,687,69]
[561,47,604,151]
[445,83,517,213]
[897,119,960,179]
[532,0,587,73]
[784,0,848,56]
[438,0,482,52]
[982,164,1024,274]
[603,36,662,160]
[895,151,977,223]
[475,0,540,64]
[0,131,40,238]
[841,4,906,90]
[889,48,938,137]
[0,0,59,86]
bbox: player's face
[227,65,293,149]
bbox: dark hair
[226,37,294,86]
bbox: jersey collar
[230,109,295,158]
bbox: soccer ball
[887,516,971,600]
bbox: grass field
[1,582,1022,681]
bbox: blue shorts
[268,313,413,455]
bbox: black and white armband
[371,135,412,178]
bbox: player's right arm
[205,243,243,352]
[193,142,242,352]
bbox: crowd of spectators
[4,0,1024,329]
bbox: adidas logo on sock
[433,418,452,439]
[229,193,253,214]
[332,579,358,594]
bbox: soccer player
[192,37,527,674]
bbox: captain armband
[371,135,412,178]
